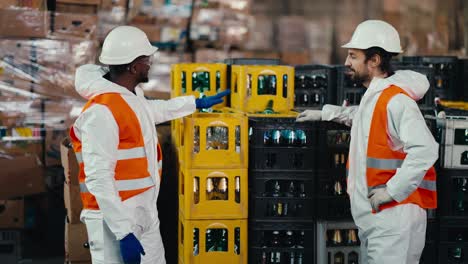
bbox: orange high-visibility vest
[70,93,162,210]
[366,85,437,212]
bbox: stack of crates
[247,114,317,264]
[170,63,229,147]
[402,56,459,100]
[316,122,352,221]
[172,63,249,264]
[335,65,366,106]
[437,116,468,264]
[0,230,21,264]
[315,121,359,263]
[294,65,337,111]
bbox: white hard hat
[99,26,158,65]
[342,20,403,53]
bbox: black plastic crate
[317,121,350,174]
[438,169,468,218]
[224,58,281,65]
[248,220,315,264]
[439,218,468,242]
[439,241,468,264]
[0,230,21,264]
[427,219,439,242]
[248,117,318,148]
[248,171,315,198]
[249,147,317,171]
[392,63,436,110]
[402,56,458,100]
[249,196,315,221]
[249,117,318,171]
[458,58,468,101]
[335,65,366,106]
[294,65,337,110]
[421,241,438,264]
[316,221,360,264]
[317,196,352,220]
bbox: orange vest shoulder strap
[368,85,410,148]
[81,93,144,148]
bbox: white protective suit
[72,64,196,264]
[322,70,439,264]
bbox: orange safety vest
[366,85,437,212]
[69,93,163,210]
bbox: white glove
[368,188,394,212]
[296,110,322,122]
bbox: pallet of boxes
[54,1,100,263]
[61,138,91,264]
[171,63,248,263]
[0,0,96,263]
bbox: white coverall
[322,70,439,264]
[72,64,196,264]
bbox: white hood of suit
[381,70,430,101]
[74,64,136,100]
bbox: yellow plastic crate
[178,216,247,264]
[179,167,248,220]
[179,108,248,169]
[230,65,294,113]
[171,63,228,108]
[171,119,183,148]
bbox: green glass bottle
[181,71,186,94]
[258,75,266,95]
[263,100,275,114]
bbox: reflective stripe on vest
[80,176,154,193]
[69,93,155,210]
[75,146,146,163]
[366,85,437,211]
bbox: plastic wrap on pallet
[97,8,126,42]
[304,18,333,64]
[277,16,307,52]
[219,12,248,49]
[244,15,274,51]
[0,38,96,100]
[190,8,223,45]
[0,8,50,38]
[0,0,46,10]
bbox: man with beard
[69,26,229,264]
[297,20,438,263]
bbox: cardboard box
[0,0,45,10]
[53,13,98,40]
[65,222,91,262]
[56,3,99,14]
[64,182,82,224]
[0,9,49,38]
[130,23,161,42]
[101,0,127,9]
[0,199,24,229]
[0,156,45,199]
[60,138,80,186]
[280,50,311,66]
[0,138,43,159]
[57,0,100,5]
[45,127,69,167]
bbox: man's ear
[369,54,381,68]
[129,63,137,74]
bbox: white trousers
[84,217,166,264]
[357,204,427,264]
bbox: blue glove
[119,233,145,264]
[195,90,231,109]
